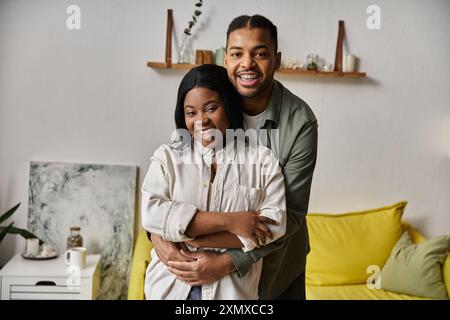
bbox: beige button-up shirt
[141,139,286,300]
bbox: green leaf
[4,226,39,239]
[188,21,195,28]
[0,222,14,242]
[194,10,202,16]
[195,3,202,7]
[184,29,191,36]
[0,225,43,244]
[0,202,20,224]
[192,16,197,23]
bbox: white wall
[1,0,449,266]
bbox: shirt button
[203,184,208,188]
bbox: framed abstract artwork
[28,161,137,300]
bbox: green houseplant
[183,0,203,36]
[0,203,42,245]
[178,0,204,63]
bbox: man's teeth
[239,74,259,81]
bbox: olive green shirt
[226,80,318,300]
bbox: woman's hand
[226,211,278,247]
[151,234,195,265]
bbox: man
[150,14,318,300]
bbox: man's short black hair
[226,15,278,53]
[174,64,244,131]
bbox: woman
[141,64,286,300]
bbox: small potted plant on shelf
[179,0,203,64]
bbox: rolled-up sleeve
[141,148,198,242]
[237,151,287,252]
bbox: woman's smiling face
[184,87,230,147]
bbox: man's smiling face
[224,27,281,99]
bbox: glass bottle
[306,54,318,71]
[66,226,83,250]
[178,33,193,64]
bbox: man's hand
[227,211,277,247]
[151,234,195,265]
[166,250,235,286]
[185,238,201,248]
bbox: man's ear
[275,52,281,70]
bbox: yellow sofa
[306,222,450,300]
[128,224,450,300]
[128,229,153,300]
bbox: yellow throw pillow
[306,201,406,285]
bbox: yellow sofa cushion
[306,201,406,286]
[127,229,152,300]
[306,284,431,300]
[443,255,450,299]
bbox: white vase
[178,34,193,64]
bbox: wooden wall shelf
[277,68,366,78]
[149,14,367,79]
[147,61,197,70]
[147,62,366,78]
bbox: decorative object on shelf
[0,202,42,246]
[66,226,83,250]
[322,63,333,72]
[190,49,214,65]
[214,47,225,66]
[276,69,365,77]
[306,54,319,71]
[195,49,204,64]
[343,54,357,72]
[281,59,303,70]
[203,50,213,64]
[179,33,194,64]
[178,0,204,64]
[304,55,335,72]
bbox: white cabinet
[0,254,100,300]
